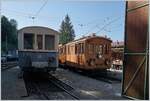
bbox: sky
[1,0,125,42]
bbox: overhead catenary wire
[2,8,51,19]
[75,16,122,39]
[34,0,48,18]
[96,16,122,34]
[2,0,49,20]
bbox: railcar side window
[75,44,78,54]
[102,45,106,54]
[79,43,81,54]
[81,43,84,53]
[59,48,62,54]
[37,35,43,49]
[45,35,54,50]
[24,33,34,49]
[64,47,66,54]
[105,44,109,54]
[68,46,70,54]
[70,46,74,54]
[88,44,92,53]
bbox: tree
[1,15,18,54]
[59,14,75,44]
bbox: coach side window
[24,33,34,49]
[37,35,43,49]
[45,35,54,50]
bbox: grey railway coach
[18,26,59,72]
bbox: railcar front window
[37,35,43,49]
[88,44,92,53]
[45,35,54,50]
[99,45,103,54]
[24,33,34,49]
[95,45,99,53]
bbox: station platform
[1,66,28,100]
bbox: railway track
[48,75,80,100]
[23,72,80,100]
[23,72,52,100]
[1,62,18,71]
[59,66,121,84]
[93,76,121,84]
[31,81,50,100]
[86,72,121,84]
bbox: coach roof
[18,26,59,34]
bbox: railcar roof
[18,26,59,34]
[65,35,112,45]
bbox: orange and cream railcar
[59,35,112,71]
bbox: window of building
[24,33,34,49]
[37,35,43,49]
[45,35,55,50]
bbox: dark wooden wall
[122,1,149,100]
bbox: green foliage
[59,14,75,44]
[1,15,18,53]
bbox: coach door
[122,1,149,100]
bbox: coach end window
[24,33,34,49]
[45,35,55,50]
[37,35,43,49]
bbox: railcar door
[122,1,149,100]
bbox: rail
[1,61,18,71]
[49,75,80,100]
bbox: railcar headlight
[89,59,95,66]
[105,59,111,65]
[98,54,102,58]
[96,53,102,59]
